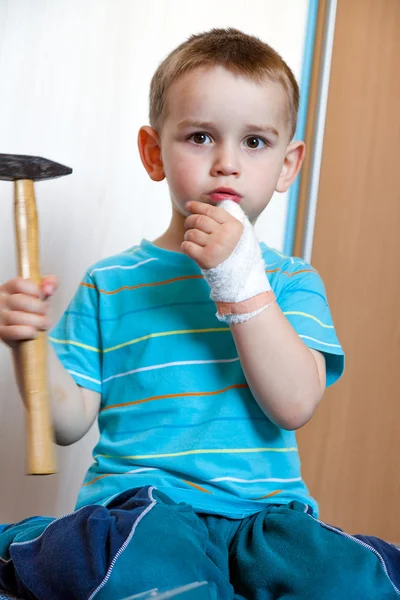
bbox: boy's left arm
[229,304,326,430]
[183,200,327,431]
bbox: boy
[0,28,399,600]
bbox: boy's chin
[171,199,191,218]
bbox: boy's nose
[210,146,240,177]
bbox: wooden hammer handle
[14,180,56,475]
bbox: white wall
[0,0,308,521]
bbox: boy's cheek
[166,160,202,200]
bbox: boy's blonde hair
[149,28,299,139]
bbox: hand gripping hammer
[0,154,72,474]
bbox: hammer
[0,154,72,475]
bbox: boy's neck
[152,206,186,253]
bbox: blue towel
[0,487,166,599]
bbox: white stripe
[103,357,240,384]
[98,469,161,504]
[210,476,302,483]
[9,505,89,551]
[269,248,288,259]
[303,0,338,262]
[126,467,159,474]
[89,257,157,277]
[299,334,341,348]
[68,370,101,385]
[89,487,157,600]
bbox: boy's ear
[137,126,165,181]
[275,140,306,193]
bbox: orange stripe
[182,480,212,494]
[283,268,316,277]
[82,474,111,486]
[81,269,316,295]
[265,268,316,278]
[83,473,212,493]
[81,282,97,290]
[264,268,281,275]
[80,275,204,295]
[253,489,283,500]
[82,472,154,487]
[100,384,249,413]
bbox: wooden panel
[297,0,400,541]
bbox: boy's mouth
[208,187,242,204]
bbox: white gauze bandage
[201,199,275,324]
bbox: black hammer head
[0,154,72,182]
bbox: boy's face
[154,66,301,223]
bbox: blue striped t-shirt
[50,239,344,518]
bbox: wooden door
[297,0,400,542]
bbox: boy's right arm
[0,277,100,446]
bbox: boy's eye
[189,133,212,145]
[245,136,266,149]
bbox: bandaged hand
[182,199,275,324]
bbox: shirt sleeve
[276,263,345,387]
[48,271,102,394]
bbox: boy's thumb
[41,275,58,298]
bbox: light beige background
[0,0,308,521]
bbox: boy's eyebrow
[246,124,280,137]
[177,120,216,130]
[177,119,279,137]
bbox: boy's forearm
[230,303,326,430]
[12,344,99,446]
[179,202,326,429]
